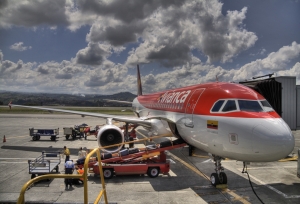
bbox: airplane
[8,65,295,186]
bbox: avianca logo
[158,90,191,104]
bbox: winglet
[8,101,12,110]
[137,64,143,96]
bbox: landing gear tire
[147,167,160,178]
[210,173,220,186]
[51,136,56,141]
[32,136,36,141]
[210,154,227,186]
[103,169,114,179]
[219,172,227,184]
[37,136,40,140]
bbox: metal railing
[17,132,173,204]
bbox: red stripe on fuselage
[137,82,280,119]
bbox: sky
[0,0,299,95]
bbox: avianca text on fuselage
[158,90,191,104]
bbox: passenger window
[211,100,225,112]
[238,100,263,112]
[222,100,237,112]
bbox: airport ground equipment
[29,127,59,141]
[28,151,61,179]
[63,124,100,140]
[76,139,186,179]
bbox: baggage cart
[28,151,61,179]
[29,127,59,141]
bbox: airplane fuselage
[133,82,295,162]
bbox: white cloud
[232,41,300,82]
[10,42,32,51]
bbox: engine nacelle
[97,124,124,153]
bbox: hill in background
[0,91,136,107]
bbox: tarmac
[0,114,299,204]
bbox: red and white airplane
[9,65,295,186]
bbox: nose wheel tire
[210,173,220,186]
[219,172,227,184]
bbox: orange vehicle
[76,140,186,179]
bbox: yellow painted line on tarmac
[278,156,298,162]
[169,152,251,204]
[192,154,210,158]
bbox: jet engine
[97,124,124,153]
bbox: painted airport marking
[168,152,251,204]
[247,174,300,199]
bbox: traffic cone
[3,135,6,143]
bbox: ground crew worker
[64,160,75,189]
[63,146,70,163]
[76,147,87,165]
[78,147,87,159]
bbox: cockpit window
[222,100,237,112]
[260,100,274,112]
[211,100,225,112]
[238,100,263,112]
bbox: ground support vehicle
[76,140,186,179]
[64,124,101,140]
[63,127,78,140]
[28,151,61,179]
[29,127,59,141]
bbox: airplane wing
[103,99,132,105]
[9,103,152,128]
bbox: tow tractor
[63,124,100,140]
[76,139,186,179]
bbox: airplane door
[184,89,204,127]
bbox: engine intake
[97,124,124,153]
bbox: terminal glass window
[222,100,237,112]
[211,100,225,112]
[238,100,263,112]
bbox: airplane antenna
[137,64,143,96]
[215,75,219,82]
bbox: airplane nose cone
[251,119,295,162]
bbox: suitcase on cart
[128,148,139,154]
[119,149,129,156]
[101,153,112,160]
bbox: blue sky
[0,0,299,95]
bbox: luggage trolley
[28,151,61,179]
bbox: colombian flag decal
[207,120,218,129]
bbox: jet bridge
[240,75,297,130]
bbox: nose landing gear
[210,155,227,186]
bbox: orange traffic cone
[3,135,6,143]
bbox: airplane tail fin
[137,64,143,96]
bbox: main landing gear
[210,155,227,186]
